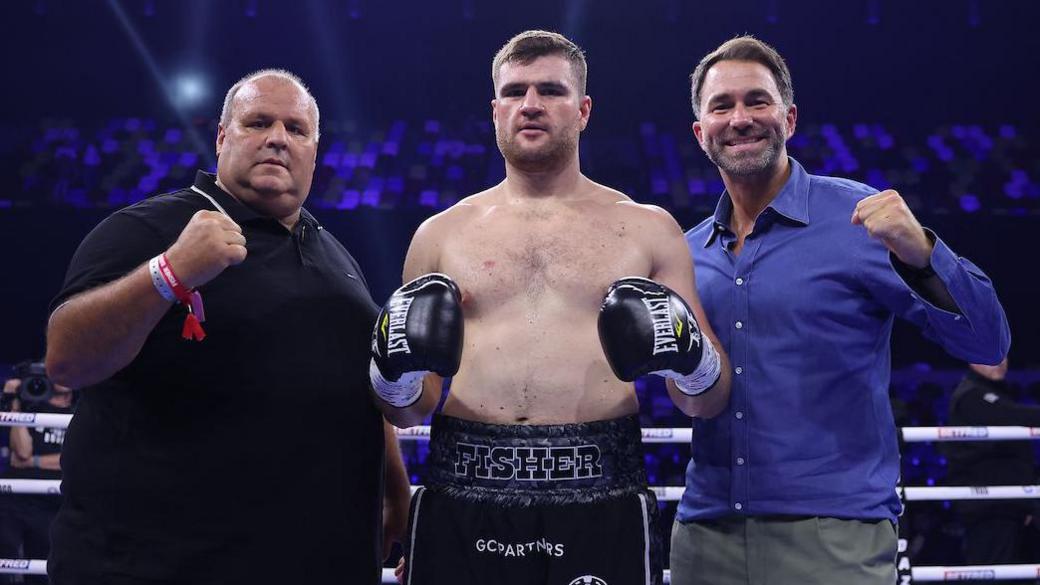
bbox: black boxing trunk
[403,414,663,585]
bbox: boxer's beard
[496,123,579,172]
[704,119,787,179]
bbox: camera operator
[945,359,1040,584]
[0,363,74,585]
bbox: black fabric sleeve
[49,211,169,315]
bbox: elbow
[45,346,101,390]
[375,397,434,430]
[45,354,76,389]
[44,350,86,389]
[383,408,427,430]
[679,396,726,419]
[673,378,731,419]
[45,320,82,388]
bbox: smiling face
[492,54,591,172]
[693,59,796,180]
[215,75,318,223]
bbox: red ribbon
[157,254,207,342]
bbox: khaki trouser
[670,516,897,585]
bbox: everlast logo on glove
[599,276,720,394]
[642,297,680,355]
[381,296,415,355]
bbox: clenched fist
[164,210,247,289]
[851,189,932,268]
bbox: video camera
[1,361,54,410]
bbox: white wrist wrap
[369,359,426,408]
[148,255,177,302]
[655,337,722,397]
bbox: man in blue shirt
[670,36,1010,585]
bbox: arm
[47,210,247,388]
[46,264,173,388]
[647,207,732,418]
[4,379,34,463]
[374,216,451,428]
[382,419,411,559]
[853,190,1010,364]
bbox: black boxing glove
[370,273,464,407]
[598,277,721,395]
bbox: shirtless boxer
[370,31,732,585]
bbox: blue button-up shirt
[679,158,1010,522]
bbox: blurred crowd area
[5,117,1039,215]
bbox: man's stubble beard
[496,124,580,173]
[705,121,787,179]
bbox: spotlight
[169,73,209,110]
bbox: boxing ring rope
[4,561,1040,583]
[5,412,1040,443]
[3,414,1040,582]
[4,477,1039,503]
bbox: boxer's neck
[503,152,584,200]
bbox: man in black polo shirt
[44,70,405,584]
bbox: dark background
[1,0,1037,366]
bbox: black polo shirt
[48,172,384,584]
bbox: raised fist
[164,210,248,289]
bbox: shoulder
[111,185,207,233]
[614,198,682,232]
[807,172,879,211]
[413,186,498,238]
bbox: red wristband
[156,254,207,342]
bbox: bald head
[220,69,320,140]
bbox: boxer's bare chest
[440,203,650,314]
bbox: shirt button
[735,411,744,419]
[734,502,743,511]
[735,277,744,286]
[954,315,962,321]
[735,367,743,375]
[737,457,745,465]
[735,321,743,329]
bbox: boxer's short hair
[492,30,588,95]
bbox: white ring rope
[3,562,1037,583]
[5,480,1038,503]
[6,413,1038,444]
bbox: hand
[164,210,247,289]
[2,379,19,411]
[394,556,405,584]
[599,277,721,395]
[851,190,933,268]
[370,273,464,407]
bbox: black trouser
[0,495,60,585]
[961,514,1034,585]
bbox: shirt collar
[702,157,812,248]
[191,171,319,231]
